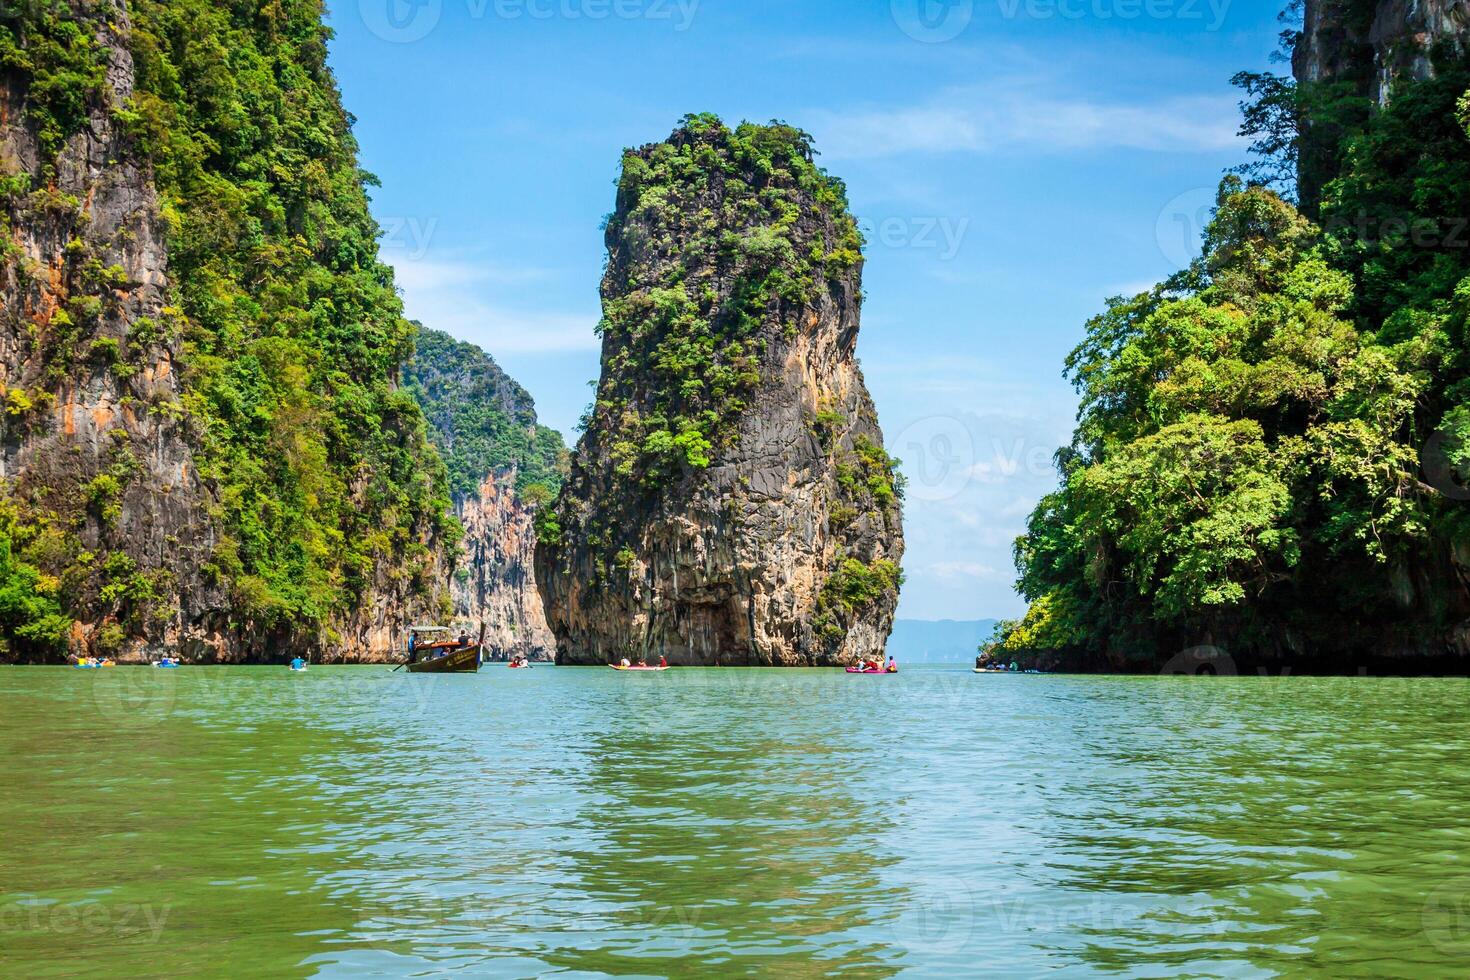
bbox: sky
[325,0,1287,621]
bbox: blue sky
[327,0,1285,620]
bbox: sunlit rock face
[537,118,904,666]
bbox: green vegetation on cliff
[128,0,457,629]
[999,41,1470,665]
[402,327,567,501]
[595,113,863,482]
[0,0,455,650]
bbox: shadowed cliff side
[0,0,455,662]
[403,327,567,661]
[536,115,904,666]
[1294,0,1469,206]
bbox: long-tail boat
[404,626,481,674]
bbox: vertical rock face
[0,1,223,660]
[1296,0,1468,101]
[1294,0,1469,209]
[536,117,904,666]
[0,0,454,662]
[452,472,557,661]
[403,328,567,661]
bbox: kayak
[608,664,668,671]
[153,662,181,669]
[508,663,532,669]
[846,667,897,674]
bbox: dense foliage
[999,40,1470,665]
[403,327,567,501]
[0,0,456,649]
[592,113,864,483]
[540,115,903,656]
[0,498,70,658]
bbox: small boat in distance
[404,626,481,674]
[608,664,669,672]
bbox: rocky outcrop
[403,328,567,661]
[1296,0,1468,101]
[0,1,223,662]
[452,471,557,661]
[536,117,904,666]
[1294,0,1470,203]
[0,1,452,663]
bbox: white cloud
[386,254,600,354]
[927,561,1004,582]
[813,88,1243,161]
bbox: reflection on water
[3,667,1470,976]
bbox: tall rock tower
[536,116,904,666]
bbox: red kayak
[846,666,898,674]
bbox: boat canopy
[409,625,450,633]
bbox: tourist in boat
[290,656,306,671]
[887,656,897,673]
[659,655,667,668]
[620,657,631,668]
[458,630,470,648]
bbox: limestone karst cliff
[1295,0,1470,204]
[535,116,904,666]
[0,0,454,662]
[403,328,566,661]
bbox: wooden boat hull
[406,646,481,674]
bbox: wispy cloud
[812,88,1243,161]
[387,254,600,354]
[927,561,1004,582]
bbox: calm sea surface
[4,665,1470,977]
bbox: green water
[3,666,1470,977]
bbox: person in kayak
[659,655,668,668]
[619,657,631,668]
[887,656,897,673]
[290,656,306,670]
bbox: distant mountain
[888,620,999,663]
